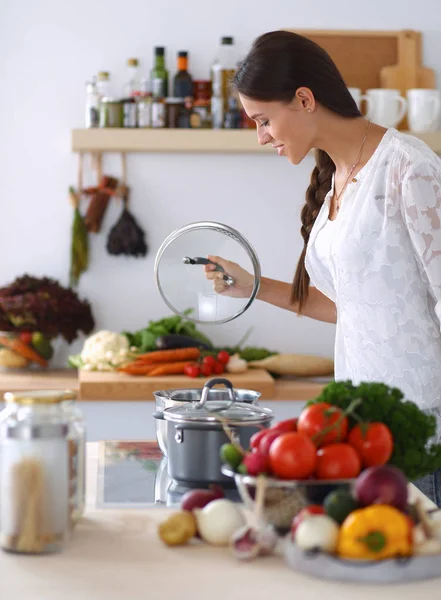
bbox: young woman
[205,30,441,506]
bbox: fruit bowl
[221,465,355,532]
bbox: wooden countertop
[0,369,326,402]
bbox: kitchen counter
[0,441,437,600]
[0,368,326,401]
[0,370,326,441]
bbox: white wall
[1,0,440,365]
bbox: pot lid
[154,221,261,325]
[161,400,273,425]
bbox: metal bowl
[221,465,355,533]
[154,385,261,457]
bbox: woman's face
[239,91,316,165]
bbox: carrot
[118,363,157,376]
[147,361,193,377]
[0,336,48,368]
[136,348,200,364]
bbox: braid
[291,149,335,312]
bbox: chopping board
[380,30,436,91]
[379,30,436,130]
[79,368,276,401]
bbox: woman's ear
[296,87,316,113]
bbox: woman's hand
[204,255,255,298]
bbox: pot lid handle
[196,377,236,409]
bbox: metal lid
[154,222,261,325]
[162,400,272,425]
[4,389,77,406]
[3,422,69,440]
[101,97,122,104]
[97,71,110,80]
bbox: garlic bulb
[226,354,248,374]
[230,524,278,560]
[194,499,245,546]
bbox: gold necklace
[334,120,372,213]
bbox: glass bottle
[211,36,237,117]
[124,58,141,97]
[85,79,99,128]
[224,94,242,129]
[2,390,86,525]
[173,51,193,99]
[0,404,70,554]
[96,71,111,100]
[151,47,169,99]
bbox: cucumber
[155,334,212,351]
[323,488,358,524]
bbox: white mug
[348,87,373,116]
[365,89,407,128]
[406,89,441,133]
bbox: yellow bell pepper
[337,505,412,561]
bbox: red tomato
[217,351,230,365]
[249,429,268,451]
[348,423,393,467]
[291,505,325,538]
[201,363,213,377]
[269,432,317,480]
[259,430,281,456]
[202,355,216,367]
[185,365,200,378]
[316,443,361,480]
[19,332,32,345]
[270,418,298,435]
[213,362,225,375]
[297,403,348,447]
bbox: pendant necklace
[334,120,372,213]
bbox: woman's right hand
[204,255,255,299]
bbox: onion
[354,465,408,511]
[194,499,245,546]
[180,486,224,512]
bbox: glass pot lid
[162,400,273,426]
[154,221,261,325]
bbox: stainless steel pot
[154,378,261,457]
[153,378,273,484]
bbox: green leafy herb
[122,311,213,353]
[308,380,441,480]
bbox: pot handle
[152,411,165,420]
[198,377,236,408]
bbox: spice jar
[3,390,86,525]
[151,97,166,128]
[99,97,123,127]
[0,407,70,554]
[165,97,185,128]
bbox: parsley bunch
[309,380,441,480]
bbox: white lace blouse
[305,128,441,413]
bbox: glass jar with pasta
[0,407,70,554]
[2,390,86,525]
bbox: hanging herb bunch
[68,152,90,288]
[106,153,148,258]
[106,185,148,257]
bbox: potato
[0,348,28,369]
[158,511,197,546]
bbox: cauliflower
[80,330,129,371]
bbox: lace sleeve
[401,159,441,328]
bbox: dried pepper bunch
[0,275,95,343]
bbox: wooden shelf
[71,128,269,154]
[72,128,441,154]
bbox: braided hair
[232,30,361,311]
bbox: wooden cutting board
[380,30,436,91]
[79,368,276,401]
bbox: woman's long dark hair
[232,31,361,312]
